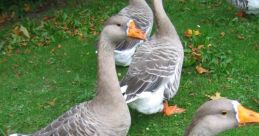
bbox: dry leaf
[193,30,201,36]
[47,98,57,106]
[184,29,193,38]
[237,34,245,40]
[253,98,259,104]
[196,65,208,74]
[220,32,225,37]
[20,25,30,38]
[206,92,226,100]
[23,4,32,12]
[236,11,246,17]
[12,26,22,35]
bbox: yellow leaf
[20,25,30,38]
[206,92,226,100]
[184,29,193,38]
[193,30,201,36]
[220,32,225,37]
[196,65,208,74]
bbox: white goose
[227,0,259,14]
[185,99,259,136]
[10,16,146,136]
[114,0,153,66]
[120,0,184,116]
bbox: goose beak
[237,104,259,124]
[127,20,146,40]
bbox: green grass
[0,0,259,135]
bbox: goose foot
[162,101,185,116]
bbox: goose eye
[221,111,228,116]
[116,24,121,27]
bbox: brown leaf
[220,32,225,37]
[206,92,226,100]
[253,98,259,104]
[236,11,246,17]
[12,26,22,35]
[47,98,57,106]
[196,65,208,74]
[237,34,245,40]
[23,4,32,13]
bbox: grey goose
[114,0,153,66]
[10,16,146,136]
[185,99,259,136]
[120,0,185,116]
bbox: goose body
[10,16,146,136]
[120,0,184,115]
[185,99,259,136]
[115,0,153,66]
[228,0,259,14]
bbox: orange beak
[237,104,259,124]
[127,20,146,40]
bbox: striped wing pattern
[33,102,127,136]
[120,38,184,102]
[228,0,248,10]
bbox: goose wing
[34,102,99,136]
[120,39,183,103]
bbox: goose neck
[152,0,177,37]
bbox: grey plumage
[10,16,136,136]
[184,99,259,136]
[33,102,129,136]
[116,0,153,50]
[120,0,184,114]
[228,0,248,9]
[121,39,183,103]
[227,0,259,14]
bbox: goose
[227,0,259,15]
[10,16,146,136]
[120,0,184,116]
[114,0,153,66]
[185,99,259,136]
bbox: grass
[0,0,259,135]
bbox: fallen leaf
[23,4,32,12]
[57,44,62,48]
[184,29,193,38]
[253,98,259,104]
[193,30,201,36]
[196,65,208,74]
[237,34,245,40]
[0,14,10,25]
[198,45,205,49]
[20,25,30,38]
[12,26,22,35]
[220,32,225,37]
[47,98,57,106]
[206,92,226,100]
[236,11,246,17]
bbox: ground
[0,0,259,136]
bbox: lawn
[0,0,259,136]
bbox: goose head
[185,99,259,136]
[101,15,146,45]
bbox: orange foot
[236,10,246,17]
[162,101,186,116]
